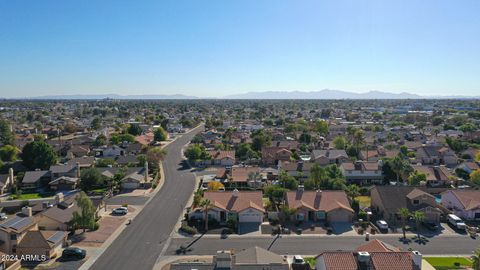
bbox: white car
[112,207,128,215]
[0,213,7,220]
[376,220,389,230]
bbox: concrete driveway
[238,222,261,235]
[330,222,355,235]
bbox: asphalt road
[89,126,203,270]
[105,195,150,206]
[167,234,480,256]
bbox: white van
[447,214,466,230]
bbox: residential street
[166,234,480,256]
[89,125,204,270]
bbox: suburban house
[65,156,96,168]
[49,164,79,180]
[0,169,14,195]
[411,165,453,187]
[417,145,458,167]
[370,186,443,225]
[0,216,37,254]
[278,161,315,179]
[441,190,480,220]
[315,249,423,270]
[340,161,383,185]
[16,230,67,261]
[94,145,125,157]
[205,150,236,167]
[170,246,289,270]
[261,147,292,165]
[97,166,150,190]
[284,190,354,223]
[21,170,50,190]
[456,161,479,174]
[359,147,398,162]
[49,176,79,191]
[37,193,103,231]
[229,166,263,187]
[189,190,265,224]
[310,150,349,165]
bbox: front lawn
[355,196,371,208]
[424,257,472,270]
[10,192,55,200]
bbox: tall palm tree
[397,208,411,239]
[472,247,480,270]
[352,130,365,153]
[413,211,425,239]
[200,199,214,232]
[248,171,262,189]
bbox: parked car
[112,207,128,215]
[376,220,389,231]
[422,221,439,231]
[292,255,305,265]
[62,247,86,260]
[447,214,466,230]
[0,213,7,220]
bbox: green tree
[472,247,480,270]
[185,144,209,161]
[264,185,288,205]
[397,208,411,240]
[391,155,411,183]
[80,168,106,191]
[333,136,347,150]
[127,124,142,136]
[408,170,426,186]
[345,184,360,202]
[470,169,480,187]
[315,120,328,136]
[147,147,167,169]
[0,119,14,146]
[0,145,18,162]
[278,170,298,190]
[21,141,57,170]
[71,192,97,232]
[110,133,135,145]
[154,127,168,142]
[91,118,101,130]
[251,129,272,151]
[236,143,259,161]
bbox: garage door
[122,182,139,189]
[239,209,263,223]
[328,209,352,223]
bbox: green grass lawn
[355,196,371,208]
[424,257,472,270]
[12,192,53,200]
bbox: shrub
[180,224,197,235]
[122,203,128,208]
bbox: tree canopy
[21,141,57,170]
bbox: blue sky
[0,0,479,98]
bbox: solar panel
[0,216,22,228]
[10,217,34,231]
[47,231,65,244]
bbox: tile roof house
[310,150,349,165]
[412,165,453,187]
[21,170,50,190]
[371,186,442,225]
[16,230,67,260]
[261,147,292,166]
[0,216,37,254]
[340,161,383,185]
[441,190,480,220]
[189,190,265,224]
[170,246,288,270]
[315,249,423,270]
[285,190,354,223]
[229,166,263,187]
[416,145,458,167]
[205,150,236,167]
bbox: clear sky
[1,0,479,98]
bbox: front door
[220,211,227,222]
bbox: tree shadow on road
[176,233,205,254]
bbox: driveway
[238,222,261,235]
[331,222,355,235]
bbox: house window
[475,213,480,219]
[316,211,326,220]
[297,213,305,221]
[10,234,16,240]
[413,200,419,205]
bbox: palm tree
[413,211,425,239]
[352,130,365,153]
[391,155,411,183]
[248,171,262,189]
[200,199,214,232]
[472,247,480,270]
[397,208,411,239]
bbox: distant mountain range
[6,90,479,100]
[23,94,198,100]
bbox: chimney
[22,206,32,217]
[232,189,239,197]
[316,190,322,196]
[411,251,422,268]
[144,160,149,182]
[298,185,304,192]
[55,193,64,204]
[9,168,14,185]
[76,162,81,178]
